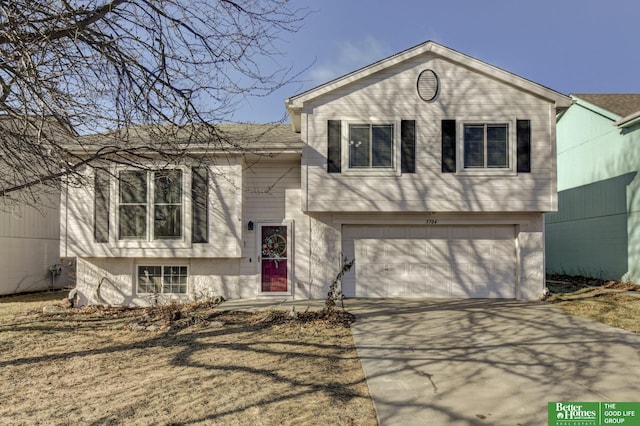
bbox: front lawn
[0,291,377,425]
[545,276,640,333]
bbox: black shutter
[94,168,110,243]
[517,119,531,173]
[191,167,209,243]
[441,120,456,173]
[327,120,341,173]
[401,120,416,173]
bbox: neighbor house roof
[572,94,640,118]
[285,40,572,132]
[572,94,640,128]
[66,123,303,155]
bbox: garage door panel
[469,263,492,283]
[448,241,470,260]
[429,262,450,281]
[360,242,383,264]
[428,241,449,259]
[451,262,473,281]
[408,263,429,278]
[346,225,516,299]
[360,263,383,297]
[492,241,515,259]
[471,242,494,261]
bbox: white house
[1,189,65,295]
[60,41,571,306]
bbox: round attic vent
[417,69,439,102]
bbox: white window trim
[112,165,192,249]
[457,118,517,176]
[341,119,402,176]
[135,262,190,296]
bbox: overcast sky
[230,0,640,123]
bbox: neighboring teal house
[546,94,640,282]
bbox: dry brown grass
[0,291,377,426]
[546,277,640,334]
[551,293,640,334]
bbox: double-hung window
[118,169,183,240]
[463,123,509,169]
[348,124,394,169]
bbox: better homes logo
[549,402,598,425]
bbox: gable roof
[572,94,640,118]
[285,40,572,132]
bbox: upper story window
[441,119,530,174]
[463,123,510,170]
[118,169,183,240]
[327,120,415,175]
[348,124,394,169]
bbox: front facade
[61,41,571,306]
[546,94,640,282]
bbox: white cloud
[308,36,389,86]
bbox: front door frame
[257,220,293,296]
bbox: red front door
[260,225,288,292]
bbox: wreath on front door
[262,231,287,269]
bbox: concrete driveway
[344,299,640,426]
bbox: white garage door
[342,225,516,298]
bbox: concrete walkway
[344,299,640,426]
[215,297,327,312]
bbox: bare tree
[0,0,306,205]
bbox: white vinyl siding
[62,160,243,258]
[301,54,556,212]
[1,188,61,295]
[240,160,301,288]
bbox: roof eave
[63,146,303,157]
[571,95,621,122]
[286,104,302,133]
[615,109,640,128]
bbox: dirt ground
[545,274,640,333]
[0,292,377,426]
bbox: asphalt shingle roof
[72,123,303,154]
[572,93,640,118]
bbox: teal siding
[546,96,640,282]
[546,173,635,279]
[555,102,625,191]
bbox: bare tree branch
[0,0,307,205]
